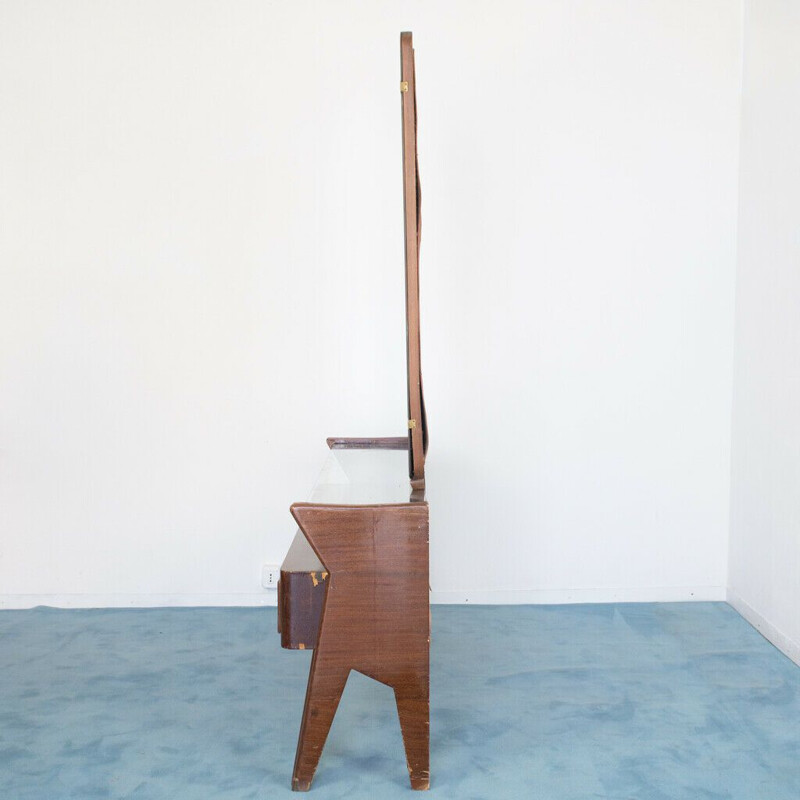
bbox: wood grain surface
[289,503,430,791]
[401,32,428,489]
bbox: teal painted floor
[1,603,799,799]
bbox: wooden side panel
[401,32,428,488]
[289,502,430,791]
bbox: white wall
[0,0,742,607]
[728,0,800,662]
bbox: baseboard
[1,585,725,610]
[727,589,800,667]
[430,585,727,604]
[0,593,277,610]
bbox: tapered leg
[395,691,430,790]
[292,658,350,791]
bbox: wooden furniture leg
[290,503,430,791]
[395,689,430,789]
[292,655,350,791]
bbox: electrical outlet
[262,564,280,589]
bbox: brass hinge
[400,81,409,93]
[408,418,417,429]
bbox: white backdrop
[0,0,742,607]
[728,0,800,663]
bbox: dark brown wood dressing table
[276,32,431,791]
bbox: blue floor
[1,603,799,799]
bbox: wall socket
[262,564,280,589]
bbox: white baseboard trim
[727,589,800,667]
[430,585,727,604]
[0,585,726,610]
[0,593,278,610]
